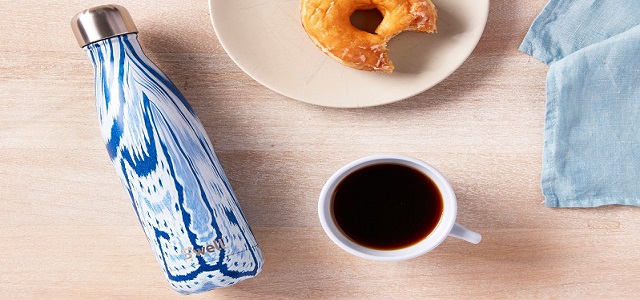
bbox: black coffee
[332,163,443,250]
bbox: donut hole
[350,8,384,34]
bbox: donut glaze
[301,0,437,73]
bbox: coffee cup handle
[449,223,482,244]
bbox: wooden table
[2,0,639,298]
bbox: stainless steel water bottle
[71,5,263,294]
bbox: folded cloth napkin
[520,1,640,207]
[520,0,640,64]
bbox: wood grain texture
[2,0,639,298]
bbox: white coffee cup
[318,154,481,261]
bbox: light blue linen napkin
[521,1,640,207]
[520,0,640,64]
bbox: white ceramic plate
[209,0,489,108]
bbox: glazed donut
[301,0,437,73]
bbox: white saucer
[209,0,489,108]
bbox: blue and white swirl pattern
[86,34,263,294]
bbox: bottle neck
[84,33,140,68]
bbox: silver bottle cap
[71,4,138,47]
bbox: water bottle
[70,5,264,294]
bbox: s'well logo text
[181,238,227,260]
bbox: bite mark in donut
[301,0,437,73]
